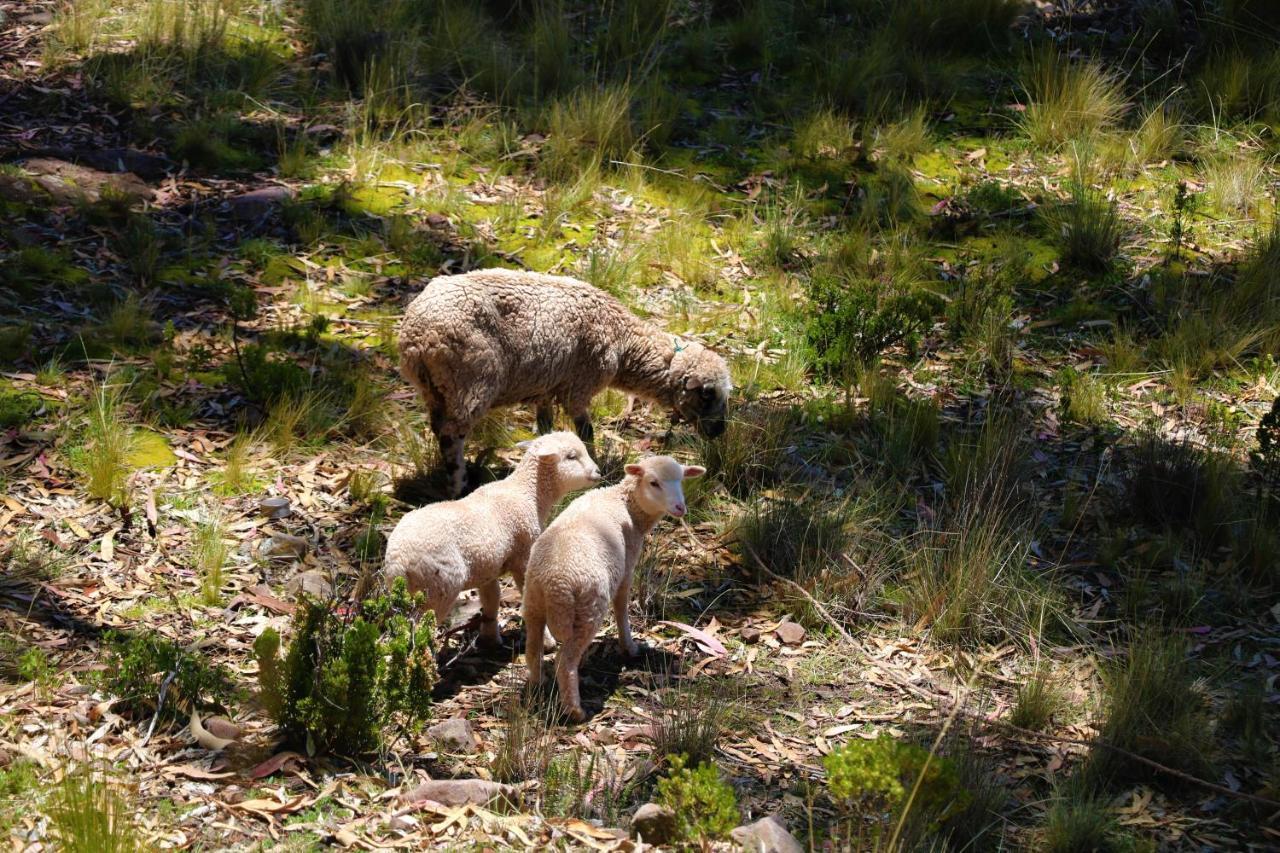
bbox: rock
[261,532,309,561]
[304,124,342,144]
[631,802,677,845]
[427,717,478,754]
[230,186,294,220]
[740,626,762,644]
[400,779,519,809]
[775,621,806,645]
[424,212,450,228]
[17,10,54,25]
[731,816,804,853]
[284,569,330,598]
[19,158,153,204]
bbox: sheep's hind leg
[477,580,502,647]
[571,413,594,446]
[613,581,639,658]
[554,631,592,723]
[535,403,555,435]
[524,609,545,690]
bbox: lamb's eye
[566,451,578,460]
[650,479,661,488]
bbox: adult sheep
[398,268,731,496]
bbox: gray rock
[631,802,677,845]
[230,186,294,220]
[427,717,478,754]
[19,158,153,204]
[400,779,519,808]
[731,816,803,853]
[262,532,310,561]
[284,569,330,599]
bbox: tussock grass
[1127,429,1238,545]
[648,678,738,768]
[541,745,636,826]
[493,690,558,783]
[871,107,929,163]
[700,404,795,497]
[84,382,133,506]
[1009,666,1065,731]
[793,108,857,161]
[1058,369,1108,426]
[1202,153,1266,218]
[540,84,637,180]
[1020,48,1127,149]
[1085,633,1213,788]
[1042,179,1125,272]
[46,768,141,853]
[213,432,256,495]
[1128,101,1184,167]
[1041,783,1116,853]
[193,511,229,606]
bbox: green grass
[1020,48,1128,148]
[192,513,229,606]
[46,768,141,853]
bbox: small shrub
[803,263,938,388]
[98,631,234,725]
[46,769,140,853]
[253,578,437,755]
[655,754,739,845]
[1043,179,1125,272]
[824,735,970,838]
[648,679,736,768]
[1084,633,1212,788]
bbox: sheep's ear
[685,376,700,390]
[515,439,533,450]
[624,464,645,476]
[533,446,560,460]
[682,465,706,479]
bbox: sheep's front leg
[478,580,502,647]
[436,431,468,497]
[613,579,639,658]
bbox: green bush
[655,754,739,845]
[803,269,938,386]
[98,631,234,725]
[824,735,970,834]
[254,578,437,755]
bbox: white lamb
[383,431,601,646]
[522,455,705,721]
[398,267,731,496]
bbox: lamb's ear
[624,463,645,476]
[682,465,706,479]
[533,446,561,460]
[685,376,700,390]
[515,439,533,450]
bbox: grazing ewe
[398,267,730,496]
[383,431,601,646]
[523,455,704,721]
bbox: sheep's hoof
[620,641,641,658]
[565,705,586,723]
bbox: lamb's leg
[535,403,555,435]
[510,563,558,651]
[478,580,502,647]
[435,430,468,498]
[523,590,546,689]
[613,580,639,658]
[554,631,591,723]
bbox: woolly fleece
[383,431,601,645]
[398,268,730,495]
[522,455,704,720]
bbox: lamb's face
[528,432,602,494]
[625,456,706,519]
[672,345,731,439]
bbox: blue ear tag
[672,337,686,353]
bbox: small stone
[775,621,806,645]
[424,212,450,228]
[427,718,478,754]
[731,816,804,853]
[630,802,676,845]
[401,779,519,809]
[264,533,310,561]
[740,626,762,644]
[230,186,294,220]
[304,124,342,143]
[284,570,330,600]
[18,10,55,25]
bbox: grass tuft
[46,768,141,853]
[1020,48,1127,148]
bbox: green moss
[341,184,406,217]
[126,429,176,468]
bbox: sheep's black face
[681,384,728,438]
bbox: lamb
[522,455,705,721]
[382,431,602,647]
[398,267,731,496]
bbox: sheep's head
[625,455,706,519]
[518,431,602,495]
[669,340,731,439]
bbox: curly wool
[382,431,599,644]
[522,456,690,720]
[398,268,729,493]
